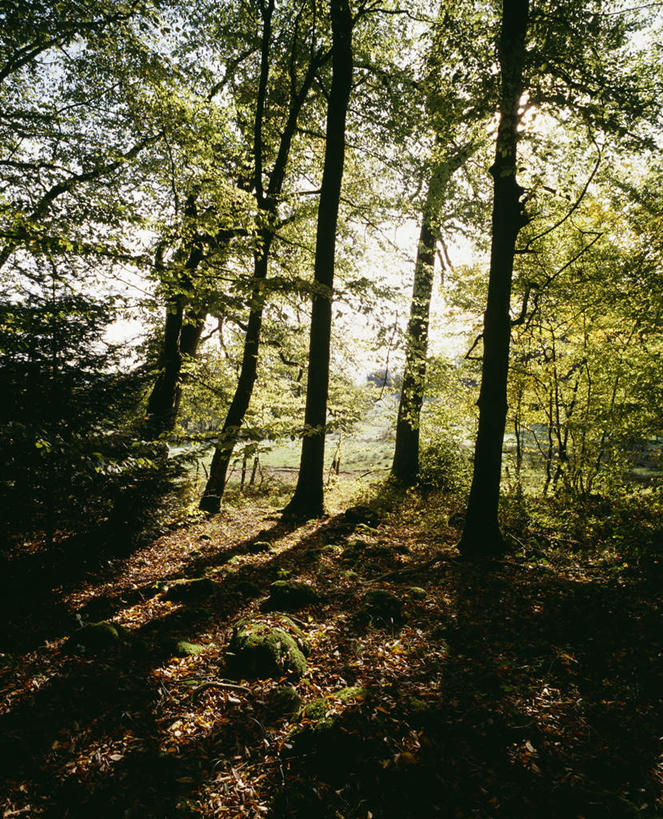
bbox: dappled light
[1,0,662,816]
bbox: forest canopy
[1,0,660,544]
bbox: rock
[344,505,379,526]
[299,686,367,721]
[163,577,218,603]
[360,589,405,626]
[247,541,274,554]
[264,580,319,611]
[172,640,204,657]
[286,686,373,782]
[406,586,427,600]
[67,621,126,652]
[267,685,303,718]
[232,580,261,599]
[227,615,309,679]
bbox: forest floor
[1,484,661,818]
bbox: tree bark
[459,0,529,557]
[282,0,353,519]
[199,5,328,513]
[143,240,205,438]
[199,235,271,511]
[392,148,469,485]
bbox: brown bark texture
[459,0,530,557]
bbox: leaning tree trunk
[392,147,470,485]
[459,0,529,557]
[282,0,353,519]
[199,234,272,511]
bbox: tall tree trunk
[392,148,469,485]
[459,0,529,557]
[283,0,353,519]
[199,3,327,513]
[199,236,271,511]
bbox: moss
[406,586,427,600]
[265,580,319,611]
[299,686,368,721]
[173,640,204,657]
[267,685,303,718]
[228,616,309,679]
[300,697,329,721]
[405,695,428,712]
[163,577,218,603]
[335,685,368,704]
[248,541,274,554]
[355,523,379,534]
[67,621,125,652]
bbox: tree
[199,0,333,513]
[459,0,662,555]
[391,2,492,484]
[458,0,529,556]
[282,0,353,518]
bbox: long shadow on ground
[2,504,661,818]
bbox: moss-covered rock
[344,505,379,526]
[264,580,319,611]
[286,686,375,783]
[227,615,309,679]
[355,523,379,535]
[67,621,126,652]
[172,640,205,657]
[299,686,368,721]
[267,685,303,718]
[163,577,218,603]
[360,589,405,626]
[300,697,329,721]
[247,540,274,554]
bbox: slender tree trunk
[459,0,529,557]
[172,305,207,422]
[282,0,353,519]
[392,149,468,484]
[250,456,260,486]
[199,5,327,513]
[143,247,205,437]
[200,237,272,511]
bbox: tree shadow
[272,556,662,817]
[3,492,659,819]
